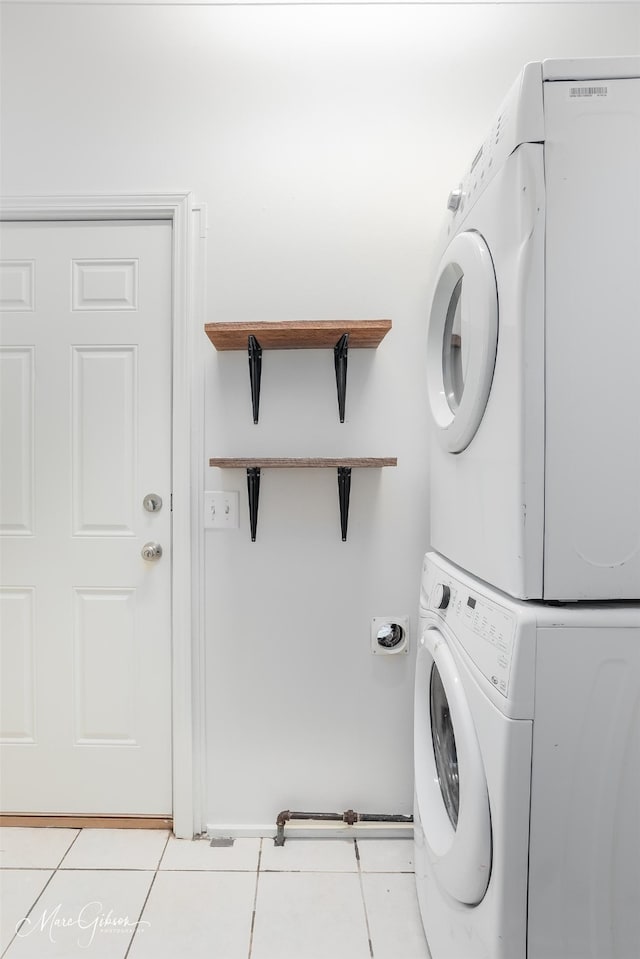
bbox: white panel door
[0,220,172,815]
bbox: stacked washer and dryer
[415,57,640,959]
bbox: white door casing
[0,195,203,836]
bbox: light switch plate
[204,490,239,529]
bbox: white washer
[414,551,640,959]
[427,56,640,601]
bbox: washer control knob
[447,188,463,212]
[433,584,451,610]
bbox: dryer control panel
[422,568,517,697]
[445,60,544,227]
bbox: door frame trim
[0,194,205,838]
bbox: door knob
[141,542,163,562]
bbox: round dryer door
[427,230,498,452]
[414,624,492,904]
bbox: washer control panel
[425,575,516,697]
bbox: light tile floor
[0,828,431,959]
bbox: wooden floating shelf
[204,320,392,351]
[209,457,398,542]
[204,319,392,423]
[209,457,397,469]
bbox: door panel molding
[0,194,205,838]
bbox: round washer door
[427,230,498,452]
[414,623,492,904]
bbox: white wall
[2,2,637,832]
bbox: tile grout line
[123,830,172,959]
[152,829,173,872]
[56,826,84,867]
[1,868,58,959]
[354,840,375,959]
[0,826,84,959]
[246,838,263,959]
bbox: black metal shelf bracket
[246,467,261,541]
[337,466,352,542]
[248,335,262,424]
[334,332,349,423]
[244,465,352,542]
[246,331,350,424]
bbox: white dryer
[427,56,640,600]
[414,552,640,959]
